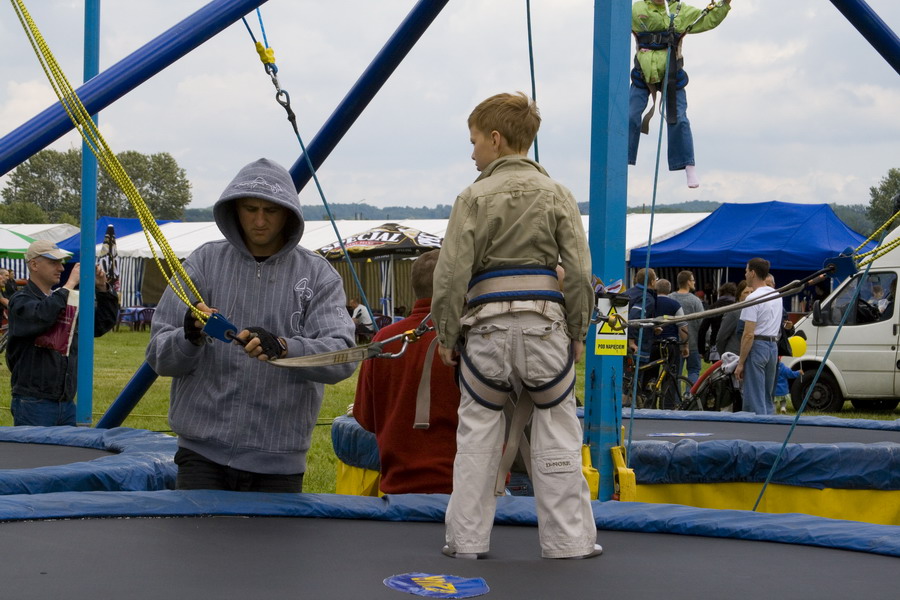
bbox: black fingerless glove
[184,308,205,346]
[246,326,286,359]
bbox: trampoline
[0,426,177,494]
[0,491,896,600]
[333,411,900,524]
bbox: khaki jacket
[432,155,592,349]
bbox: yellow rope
[11,0,208,322]
[855,209,900,256]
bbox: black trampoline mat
[0,516,896,600]
[623,417,900,444]
[0,442,113,469]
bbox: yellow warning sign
[595,305,627,356]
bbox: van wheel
[790,371,844,412]
[850,398,900,411]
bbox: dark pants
[174,447,304,493]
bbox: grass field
[1,329,896,493]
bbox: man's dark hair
[412,250,440,299]
[676,270,694,289]
[718,282,737,297]
[633,268,656,287]
[747,257,770,280]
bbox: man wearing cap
[7,241,119,426]
[146,157,356,492]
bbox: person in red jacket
[353,250,459,494]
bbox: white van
[786,233,900,412]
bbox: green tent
[0,227,36,259]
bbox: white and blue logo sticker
[384,573,489,598]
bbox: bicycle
[623,338,699,410]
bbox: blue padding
[331,415,380,470]
[0,426,176,494]
[616,408,900,431]
[0,491,896,558]
[630,439,900,490]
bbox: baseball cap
[25,240,72,261]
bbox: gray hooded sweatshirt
[146,158,356,474]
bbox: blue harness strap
[466,266,563,308]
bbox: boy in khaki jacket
[432,92,600,560]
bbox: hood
[213,158,305,257]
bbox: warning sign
[594,300,627,356]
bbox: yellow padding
[609,445,637,502]
[335,461,382,497]
[581,445,600,500]
[635,482,900,526]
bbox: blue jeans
[11,395,76,426]
[742,341,777,415]
[628,83,695,171]
[683,350,701,384]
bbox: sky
[1,0,899,214]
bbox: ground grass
[1,331,896,494]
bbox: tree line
[2,150,897,239]
[0,148,191,224]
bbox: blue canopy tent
[628,202,876,310]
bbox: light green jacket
[432,155,592,349]
[633,0,731,84]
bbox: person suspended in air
[629,0,732,188]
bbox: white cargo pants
[444,306,597,558]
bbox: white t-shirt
[352,304,373,327]
[740,286,782,337]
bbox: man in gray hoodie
[147,158,356,492]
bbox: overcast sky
[1,1,898,214]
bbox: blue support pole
[830,0,900,76]
[584,0,631,501]
[76,0,101,427]
[96,362,159,429]
[0,0,268,175]
[289,0,450,190]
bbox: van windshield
[821,272,896,326]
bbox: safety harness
[457,265,577,496]
[632,1,724,134]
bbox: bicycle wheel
[661,376,695,410]
[0,330,7,355]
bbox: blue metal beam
[830,0,900,76]
[0,0,268,176]
[585,0,631,501]
[289,0,450,190]
[76,0,101,427]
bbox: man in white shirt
[348,298,373,338]
[735,257,782,414]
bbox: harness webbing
[11,0,208,322]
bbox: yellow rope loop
[857,237,900,267]
[12,0,208,323]
[254,41,276,65]
[855,209,900,254]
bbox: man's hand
[63,263,81,290]
[681,345,689,358]
[94,264,108,291]
[628,339,638,355]
[735,363,744,381]
[438,344,458,367]
[237,326,285,361]
[572,340,585,363]
[184,302,216,346]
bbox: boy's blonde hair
[467,92,541,153]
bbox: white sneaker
[561,544,603,560]
[442,545,478,560]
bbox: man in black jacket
[7,241,118,426]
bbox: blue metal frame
[584,0,630,502]
[830,0,900,76]
[76,0,101,427]
[0,0,268,176]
